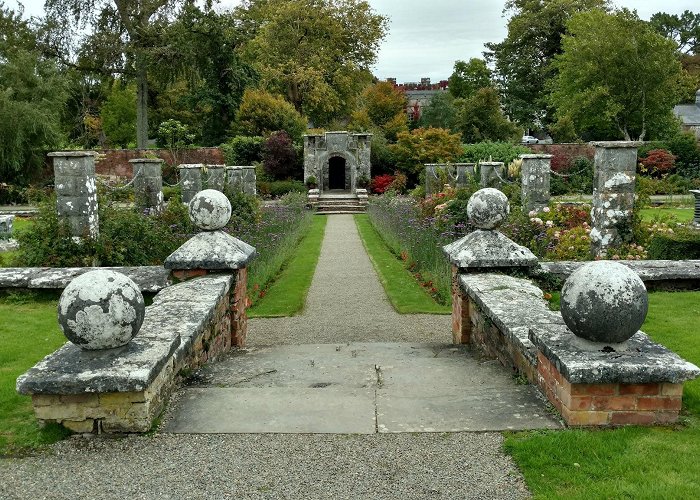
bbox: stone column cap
[351,132,373,137]
[478,161,505,165]
[164,230,256,270]
[519,154,553,159]
[589,141,642,148]
[443,230,537,269]
[689,189,700,195]
[48,151,97,157]
[206,164,225,168]
[178,163,205,169]
[129,158,164,164]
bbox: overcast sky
[6,0,700,81]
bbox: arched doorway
[328,156,347,191]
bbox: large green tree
[0,4,68,183]
[237,0,387,126]
[550,9,686,141]
[454,87,520,143]
[650,10,700,55]
[485,0,609,130]
[448,58,492,99]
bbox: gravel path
[249,214,451,344]
[0,214,531,499]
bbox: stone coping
[178,163,205,169]
[128,158,163,164]
[48,151,97,157]
[164,230,256,270]
[0,266,171,292]
[537,260,700,283]
[478,161,505,166]
[444,230,538,269]
[589,141,642,148]
[459,273,564,366]
[530,323,700,385]
[519,154,553,159]
[16,275,233,395]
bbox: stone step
[315,210,367,215]
[317,199,362,205]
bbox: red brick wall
[93,148,225,178]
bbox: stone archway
[328,156,347,190]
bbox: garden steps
[315,195,366,214]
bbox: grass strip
[0,291,72,456]
[505,291,700,499]
[640,207,693,223]
[248,216,327,318]
[354,214,450,314]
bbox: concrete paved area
[165,343,560,433]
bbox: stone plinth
[225,166,242,192]
[179,164,203,203]
[444,230,537,271]
[479,162,506,188]
[456,163,476,188]
[520,154,552,213]
[206,165,226,191]
[0,214,14,237]
[130,158,164,212]
[50,151,99,238]
[530,323,700,426]
[164,231,256,270]
[240,166,257,196]
[590,141,641,258]
[691,190,700,226]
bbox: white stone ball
[188,189,232,230]
[58,270,145,350]
[467,188,510,229]
[561,261,648,344]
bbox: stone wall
[17,273,244,433]
[89,148,224,178]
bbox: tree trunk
[136,52,149,149]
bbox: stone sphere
[58,270,145,350]
[188,189,232,230]
[561,261,648,344]
[467,188,510,229]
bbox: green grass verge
[505,291,700,499]
[640,207,693,223]
[0,291,72,456]
[354,214,450,314]
[248,216,327,318]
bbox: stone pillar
[0,215,14,238]
[130,158,164,213]
[691,190,700,226]
[590,141,640,258]
[240,166,257,196]
[206,164,226,191]
[479,162,505,188]
[226,166,243,193]
[520,154,552,213]
[455,163,476,189]
[179,164,203,204]
[425,164,438,197]
[50,151,99,238]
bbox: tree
[550,9,686,141]
[448,59,492,99]
[237,0,388,125]
[45,0,177,148]
[235,88,308,141]
[100,82,136,147]
[0,5,68,184]
[262,131,299,180]
[362,81,407,127]
[650,10,700,55]
[485,0,609,129]
[418,91,458,131]
[390,127,462,179]
[454,87,520,143]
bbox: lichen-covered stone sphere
[188,189,232,230]
[58,270,145,350]
[467,188,510,229]
[561,261,648,343]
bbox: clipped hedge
[646,228,700,260]
[257,180,306,199]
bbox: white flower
[543,207,551,213]
[545,220,554,228]
[528,210,537,217]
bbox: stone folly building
[673,89,700,140]
[303,131,372,194]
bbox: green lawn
[0,292,71,456]
[248,216,327,317]
[640,207,694,223]
[354,214,450,314]
[505,291,700,499]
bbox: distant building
[387,77,449,122]
[673,89,700,140]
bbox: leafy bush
[221,135,264,165]
[262,131,299,180]
[639,149,676,177]
[257,180,306,198]
[234,89,307,141]
[460,141,530,165]
[0,184,27,205]
[371,174,395,194]
[646,228,700,260]
[391,127,462,179]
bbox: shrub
[221,136,264,165]
[257,180,306,198]
[460,141,530,165]
[234,89,307,141]
[391,127,463,179]
[646,228,700,260]
[371,174,395,194]
[0,184,28,205]
[639,149,676,177]
[262,131,299,180]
